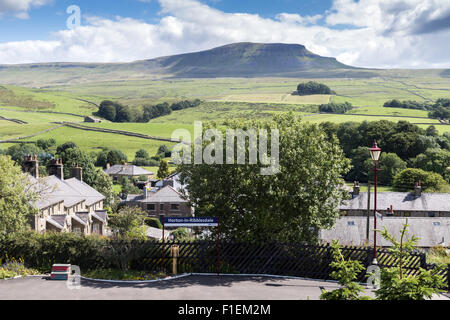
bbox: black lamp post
[369,140,381,265]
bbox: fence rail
[1,239,448,289]
[129,241,448,288]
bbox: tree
[93,169,115,207]
[108,206,147,239]
[56,146,98,187]
[36,138,56,151]
[374,153,407,186]
[178,113,351,243]
[297,81,333,95]
[345,147,372,183]
[426,126,439,137]
[320,240,371,300]
[157,145,171,157]
[120,177,140,199]
[0,155,40,236]
[410,148,450,183]
[374,220,446,300]
[135,149,150,160]
[107,149,128,166]
[393,168,449,192]
[157,159,170,180]
[6,144,45,165]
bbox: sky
[1,0,450,68]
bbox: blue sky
[0,0,333,42]
[1,0,450,68]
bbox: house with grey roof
[104,163,154,183]
[320,217,450,248]
[324,182,450,247]
[24,156,108,235]
[125,185,192,220]
[341,182,450,218]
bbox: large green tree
[178,113,351,243]
[0,155,40,236]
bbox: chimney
[387,205,394,216]
[106,163,111,169]
[48,158,64,180]
[143,186,149,199]
[353,181,360,196]
[70,164,83,181]
[414,181,422,197]
[22,154,39,178]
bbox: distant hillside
[134,42,363,78]
[0,42,416,86]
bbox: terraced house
[23,156,108,235]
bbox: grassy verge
[82,269,168,281]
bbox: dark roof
[93,210,107,223]
[340,192,450,212]
[47,215,66,229]
[321,217,450,247]
[126,186,186,204]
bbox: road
[1,275,449,300]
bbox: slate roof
[28,175,105,210]
[320,217,450,247]
[93,210,108,223]
[126,186,187,205]
[104,165,153,176]
[340,192,450,212]
[47,215,66,229]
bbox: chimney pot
[353,181,360,196]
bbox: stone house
[125,185,192,220]
[340,182,450,218]
[24,156,108,235]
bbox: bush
[145,217,163,229]
[320,240,371,300]
[319,102,353,114]
[374,220,447,300]
[297,81,334,95]
[393,168,449,192]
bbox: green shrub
[320,240,371,300]
[145,217,163,229]
[374,220,447,300]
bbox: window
[73,227,82,234]
[92,224,100,235]
[428,212,436,217]
[347,221,355,226]
[147,204,156,211]
[170,204,180,211]
[160,204,164,211]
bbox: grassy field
[1,76,449,158]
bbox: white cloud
[0,0,450,68]
[0,0,52,19]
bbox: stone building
[24,156,108,235]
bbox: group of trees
[319,120,450,190]
[319,102,353,114]
[132,145,171,167]
[97,99,202,123]
[384,98,450,120]
[297,81,335,95]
